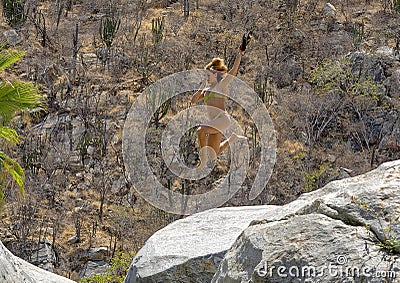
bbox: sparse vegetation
[353,197,400,254]
[0,0,398,280]
[80,251,135,283]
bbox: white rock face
[125,160,400,283]
[0,241,76,283]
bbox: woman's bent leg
[218,133,248,155]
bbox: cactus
[99,16,121,48]
[352,21,365,49]
[151,17,164,45]
[2,0,27,27]
[254,76,267,104]
[254,76,274,107]
[72,23,79,79]
[183,0,190,18]
[34,10,46,47]
[135,35,154,84]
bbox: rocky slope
[125,159,400,282]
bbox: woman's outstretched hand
[239,31,252,52]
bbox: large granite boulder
[0,240,75,283]
[125,160,400,282]
[124,206,280,283]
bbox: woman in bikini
[191,34,250,169]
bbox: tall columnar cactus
[35,10,46,47]
[254,76,274,107]
[99,16,121,48]
[352,21,365,49]
[72,23,79,79]
[151,17,164,45]
[2,0,27,27]
[254,76,267,104]
[183,0,190,18]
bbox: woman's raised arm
[228,50,243,76]
[217,50,243,88]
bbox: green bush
[309,59,381,100]
[80,251,135,283]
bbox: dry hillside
[0,0,399,280]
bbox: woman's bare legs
[197,130,247,169]
[196,111,248,169]
[196,125,220,169]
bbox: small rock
[327,154,336,163]
[322,3,337,18]
[87,145,95,155]
[337,168,352,179]
[376,46,395,58]
[69,155,83,170]
[68,235,80,244]
[82,52,98,67]
[84,247,109,261]
[111,176,126,193]
[339,167,353,174]
[3,29,22,46]
[352,10,364,17]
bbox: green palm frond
[0,126,20,143]
[0,151,25,196]
[0,45,42,205]
[0,45,24,71]
[0,80,42,124]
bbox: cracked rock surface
[125,160,400,283]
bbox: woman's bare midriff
[205,97,226,119]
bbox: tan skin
[191,50,246,168]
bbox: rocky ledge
[125,160,400,282]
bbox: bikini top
[203,90,226,104]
